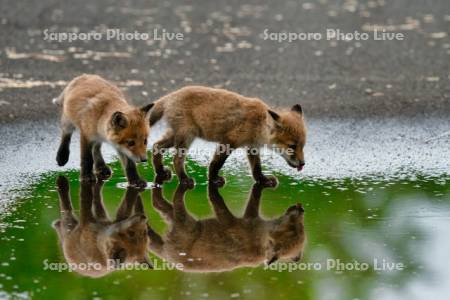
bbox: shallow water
[0,160,449,300]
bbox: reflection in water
[53,176,152,277]
[0,166,448,298]
[148,183,306,272]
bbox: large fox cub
[54,74,153,187]
[150,86,307,187]
[147,183,306,272]
[53,176,152,277]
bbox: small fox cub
[148,183,306,272]
[150,86,307,187]
[54,74,153,187]
[53,176,152,277]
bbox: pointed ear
[141,103,154,115]
[268,110,280,122]
[140,255,153,269]
[111,111,128,130]
[291,104,303,115]
[266,255,279,266]
[292,251,303,262]
[52,220,61,230]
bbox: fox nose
[140,157,147,163]
[297,160,305,171]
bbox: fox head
[268,104,307,171]
[54,213,151,278]
[100,214,151,267]
[107,104,154,162]
[265,203,306,265]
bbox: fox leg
[92,143,112,180]
[243,183,264,218]
[79,179,96,225]
[134,195,145,215]
[151,186,174,222]
[119,152,147,188]
[207,183,236,226]
[172,183,195,225]
[208,144,233,187]
[53,176,78,235]
[247,148,278,188]
[116,186,143,221]
[173,136,194,188]
[152,130,174,184]
[56,116,74,166]
[92,179,110,222]
[147,226,164,257]
[80,134,96,182]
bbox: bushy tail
[52,91,64,106]
[149,101,165,126]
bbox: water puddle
[0,160,449,299]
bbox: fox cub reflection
[53,176,152,277]
[150,86,307,187]
[54,74,153,187]
[148,183,306,272]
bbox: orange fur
[148,183,306,272]
[150,86,307,186]
[53,176,152,277]
[55,74,153,187]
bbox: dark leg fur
[207,183,236,226]
[208,145,233,187]
[93,143,112,180]
[119,152,147,188]
[152,132,174,184]
[243,183,265,218]
[56,133,72,166]
[80,135,96,182]
[55,176,78,232]
[173,138,194,188]
[247,149,278,188]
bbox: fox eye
[127,140,135,147]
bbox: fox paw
[258,176,278,188]
[180,177,195,189]
[209,176,225,187]
[80,173,96,183]
[129,178,147,189]
[95,165,112,180]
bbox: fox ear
[291,104,303,115]
[268,110,280,122]
[266,255,278,266]
[292,252,303,262]
[52,220,61,230]
[140,255,153,269]
[111,111,128,129]
[141,103,154,115]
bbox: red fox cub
[148,183,306,272]
[54,74,153,187]
[150,86,307,187]
[53,176,152,277]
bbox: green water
[0,160,449,300]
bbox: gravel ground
[0,0,449,123]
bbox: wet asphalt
[0,0,449,123]
[0,0,449,200]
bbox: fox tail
[52,92,64,106]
